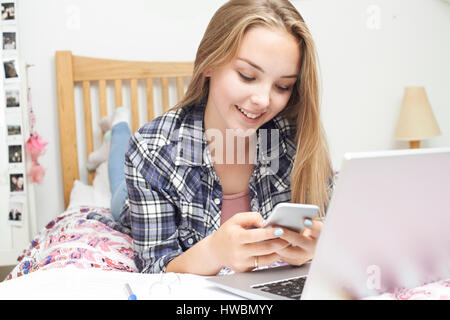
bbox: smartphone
[262,203,319,232]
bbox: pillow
[92,161,111,208]
[68,162,112,210]
[68,180,95,210]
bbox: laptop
[207,147,450,299]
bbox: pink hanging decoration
[25,80,49,184]
[26,133,48,183]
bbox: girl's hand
[210,211,290,272]
[276,218,323,266]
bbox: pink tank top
[220,190,251,225]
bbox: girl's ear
[204,68,213,78]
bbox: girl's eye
[238,72,255,82]
[238,71,292,92]
[276,85,291,92]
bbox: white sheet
[0,266,241,300]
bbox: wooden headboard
[55,51,194,208]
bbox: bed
[5,51,194,279]
[3,51,449,300]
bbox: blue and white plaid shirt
[91,104,297,273]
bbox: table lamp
[394,87,441,149]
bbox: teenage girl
[106,0,332,275]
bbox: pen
[124,283,137,300]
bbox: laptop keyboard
[252,276,307,300]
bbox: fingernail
[304,219,313,227]
[274,228,284,236]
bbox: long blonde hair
[173,0,333,217]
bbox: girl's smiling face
[204,26,301,136]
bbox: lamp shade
[394,87,441,141]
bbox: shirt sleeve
[124,130,183,273]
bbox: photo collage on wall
[1,0,24,227]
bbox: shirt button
[187,238,194,245]
[214,198,221,205]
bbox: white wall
[17,0,450,230]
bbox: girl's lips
[235,105,264,120]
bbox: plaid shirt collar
[173,104,295,168]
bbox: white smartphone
[262,203,319,232]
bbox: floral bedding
[365,279,450,300]
[5,206,137,280]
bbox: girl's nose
[249,84,270,109]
